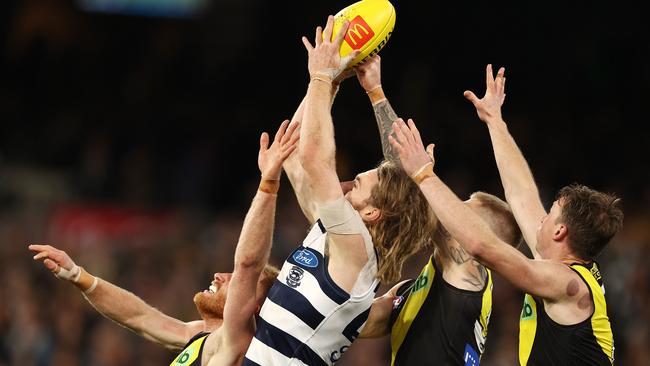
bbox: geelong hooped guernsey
[519,262,614,365]
[243,219,380,366]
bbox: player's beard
[193,288,226,320]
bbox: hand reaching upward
[388,118,435,178]
[258,120,300,181]
[464,64,507,125]
[302,15,361,81]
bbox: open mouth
[204,284,217,294]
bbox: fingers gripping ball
[332,0,396,67]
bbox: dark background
[1,0,648,365]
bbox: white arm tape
[316,196,366,235]
[55,264,81,282]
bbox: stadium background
[1,0,648,365]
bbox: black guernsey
[390,256,492,366]
[169,332,210,366]
[518,262,614,365]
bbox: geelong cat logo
[286,266,305,288]
[292,249,319,268]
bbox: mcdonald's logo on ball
[331,0,396,67]
[344,16,375,50]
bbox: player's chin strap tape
[56,265,98,294]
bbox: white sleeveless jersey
[243,219,380,365]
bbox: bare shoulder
[542,263,594,325]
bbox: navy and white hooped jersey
[243,219,380,366]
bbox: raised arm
[282,97,318,224]
[388,119,579,303]
[464,65,546,258]
[355,55,400,163]
[297,16,373,289]
[221,120,299,343]
[29,244,202,350]
[298,15,358,203]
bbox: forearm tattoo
[373,100,400,162]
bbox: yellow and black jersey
[390,256,493,366]
[519,262,614,365]
[170,332,209,366]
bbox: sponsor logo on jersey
[412,273,428,293]
[590,263,602,281]
[463,343,480,366]
[293,248,319,268]
[286,266,305,288]
[521,296,536,320]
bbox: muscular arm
[389,119,576,303]
[299,17,370,289]
[372,98,400,163]
[283,96,317,224]
[85,279,203,350]
[222,189,277,341]
[28,244,201,350]
[464,65,546,258]
[485,120,547,258]
[417,173,576,302]
[356,56,400,163]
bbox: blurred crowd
[1,0,649,365]
[1,165,649,366]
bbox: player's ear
[362,206,381,223]
[553,223,568,241]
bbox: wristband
[310,73,333,85]
[411,162,434,185]
[258,179,280,194]
[73,266,99,294]
[366,85,386,105]
[365,85,382,94]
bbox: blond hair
[368,160,437,283]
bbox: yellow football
[332,0,396,67]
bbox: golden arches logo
[344,16,375,50]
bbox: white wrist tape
[55,264,81,282]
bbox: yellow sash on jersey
[390,257,435,366]
[518,293,538,365]
[518,263,614,365]
[477,268,493,352]
[170,334,208,366]
[572,264,614,364]
[390,257,493,365]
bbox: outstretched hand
[388,118,435,177]
[258,120,300,180]
[302,15,361,81]
[29,244,79,280]
[464,64,506,124]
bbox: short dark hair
[556,184,623,260]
